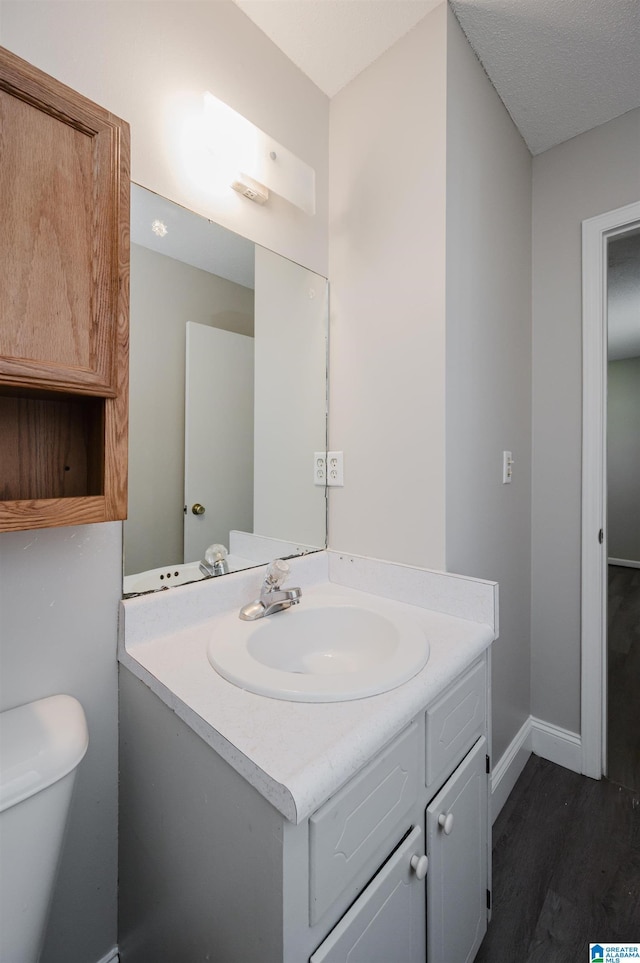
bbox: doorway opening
[606,229,640,791]
[581,201,640,783]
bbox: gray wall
[445,8,533,762]
[118,669,284,962]
[607,357,640,563]
[0,4,329,961]
[531,108,640,733]
[127,244,254,576]
[0,524,121,963]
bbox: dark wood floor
[474,755,640,963]
[608,564,640,793]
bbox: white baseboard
[530,716,582,773]
[608,557,640,569]
[490,716,582,823]
[490,718,532,824]
[96,949,119,963]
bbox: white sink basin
[207,595,430,702]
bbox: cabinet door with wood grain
[0,45,129,397]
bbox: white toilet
[0,694,88,963]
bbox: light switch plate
[502,451,513,484]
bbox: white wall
[531,108,640,733]
[253,246,328,546]
[607,357,640,564]
[328,3,534,768]
[445,8,533,763]
[0,4,329,961]
[127,244,254,576]
[328,3,448,569]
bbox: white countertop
[119,551,497,824]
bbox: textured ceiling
[232,0,640,155]
[449,0,640,154]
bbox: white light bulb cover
[203,92,315,215]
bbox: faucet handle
[204,543,228,565]
[200,543,229,577]
[263,558,290,591]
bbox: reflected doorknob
[191,503,206,515]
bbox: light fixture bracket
[231,175,269,205]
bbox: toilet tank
[0,695,89,963]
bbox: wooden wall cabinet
[0,46,130,532]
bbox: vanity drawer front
[425,659,486,793]
[309,723,419,926]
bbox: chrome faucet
[199,544,230,578]
[239,559,302,621]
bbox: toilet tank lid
[0,695,88,813]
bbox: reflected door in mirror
[184,322,254,562]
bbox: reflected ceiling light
[203,92,315,215]
[151,219,168,238]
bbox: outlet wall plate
[314,452,326,486]
[313,452,345,486]
[327,451,344,487]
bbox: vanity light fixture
[203,92,315,215]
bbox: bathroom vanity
[118,552,497,963]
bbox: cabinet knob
[191,503,206,515]
[438,812,454,835]
[410,854,428,880]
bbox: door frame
[581,200,640,779]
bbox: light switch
[502,451,514,484]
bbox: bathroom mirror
[123,184,328,594]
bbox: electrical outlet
[314,452,327,486]
[327,451,344,487]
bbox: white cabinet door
[426,737,488,963]
[310,826,426,963]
